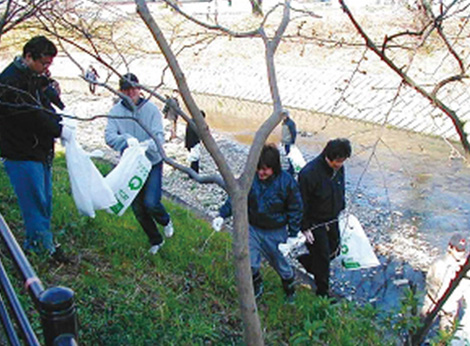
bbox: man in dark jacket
[0,36,72,258]
[212,144,303,302]
[297,138,351,298]
[184,110,205,174]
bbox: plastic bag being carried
[287,145,306,173]
[187,143,201,163]
[65,136,117,218]
[105,143,152,216]
[337,213,380,270]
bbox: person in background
[85,65,99,95]
[212,144,302,302]
[184,110,205,174]
[163,89,180,141]
[0,36,72,261]
[297,138,351,299]
[422,233,469,333]
[281,110,297,175]
[105,73,174,255]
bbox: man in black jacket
[0,36,72,258]
[297,138,351,298]
[184,110,205,174]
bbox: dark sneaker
[282,276,296,304]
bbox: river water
[196,94,470,253]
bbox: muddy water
[195,94,470,254]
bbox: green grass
[0,154,409,345]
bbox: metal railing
[0,214,78,345]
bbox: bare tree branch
[162,0,261,38]
[339,0,470,155]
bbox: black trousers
[190,160,199,174]
[298,222,340,296]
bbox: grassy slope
[0,154,395,345]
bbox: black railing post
[53,334,78,345]
[39,287,78,346]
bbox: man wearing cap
[422,233,469,332]
[105,73,174,255]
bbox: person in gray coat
[105,73,174,255]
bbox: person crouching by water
[211,144,303,302]
[421,233,469,333]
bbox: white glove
[127,137,139,148]
[278,237,298,256]
[212,217,224,232]
[60,125,74,143]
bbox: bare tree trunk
[135,1,265,344]
[231,191,264,346]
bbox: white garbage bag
[65,136,117,218]
[278,232,306,256]
[187,143,201,163]
[287,145,306,173]
[105,143,152,216]
[337,213,380,270]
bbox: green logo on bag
[341,244,349,255]
[129,176,143,190]
[110,199,124,214]
[342,259,360,269]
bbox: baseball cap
[449,233,467,252]
[119,73,139,90]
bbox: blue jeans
[284,144,295,175]
[131,162,170,246]
[3,159,55,253]
[249,225,294,280]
